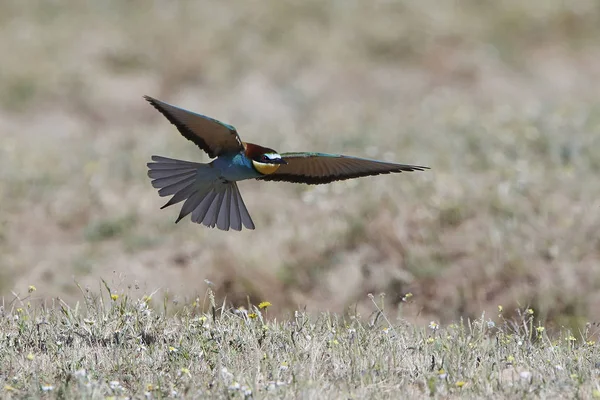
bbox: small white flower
[109,380,121,390]
[74,369,87,378]
[41,385,54,392]
[429,321,439,331]
[519,371,532,381]
[221,367,233,381]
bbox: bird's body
[212,151,263,181]
[145,96,428,231]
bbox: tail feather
[158,175,196,197]
[150,155,197,164]
[148,155,255,231]
[149,168,195,180]
[229,185,242,231]
[176,190,205,223]
[150,170,197,188]
[216,186,231,230]
[190,190,218,224]
[160,182,197,209]
[232,182,255,230]
[205,191,225,228]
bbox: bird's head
[244,142,287,175]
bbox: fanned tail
[147,155,255,231]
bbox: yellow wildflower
[28,285,36,293]
[110,294,119,301]
[258,301,272,310]
[455,381,466,388]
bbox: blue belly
[213,153,262,182]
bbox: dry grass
[2,288,600,399]
[1,0,600,337]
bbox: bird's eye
[261,155,270,162]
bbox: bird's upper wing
[144,95,244,158]
[258,152,429,184]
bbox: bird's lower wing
[257,152,428,185]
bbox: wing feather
[259,152,428,185]
[144,96,243,158]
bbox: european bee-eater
[145,96,429,231]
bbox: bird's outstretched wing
[258,152,428,185]
[144,96,244,158]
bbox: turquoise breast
[213,153,262,182]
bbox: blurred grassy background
[1,0,599,328]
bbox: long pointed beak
[273,158,287,165]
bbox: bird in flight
[145,96,428,231]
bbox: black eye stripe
[255,153,282,163]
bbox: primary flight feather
[145,96,429,231]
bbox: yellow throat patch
[252,160,281,175]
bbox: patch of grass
[84,214,138,242]
[0,76,38,112]
[1,0,600,332]
[1,286,599,398]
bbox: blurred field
[1,0,600,329]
